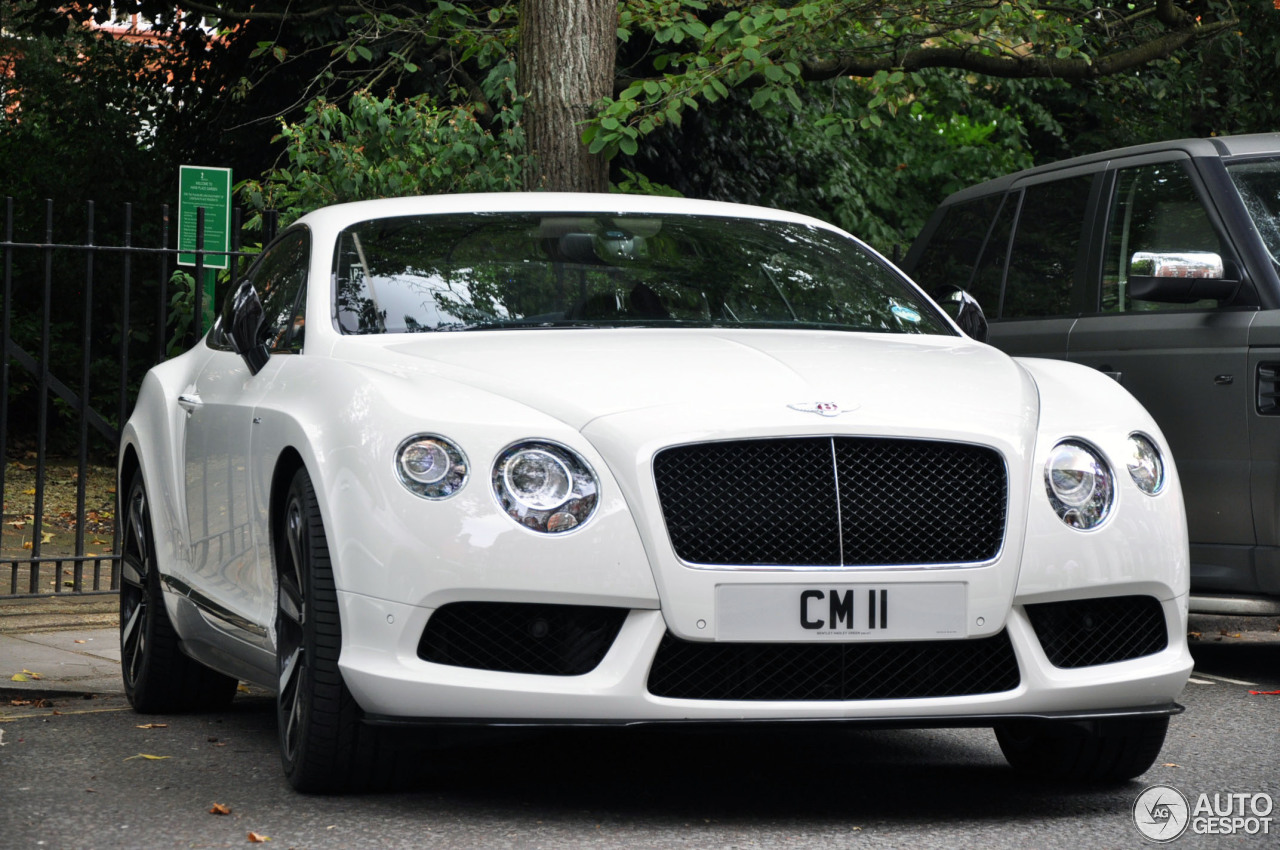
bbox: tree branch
[174,2,363,23]
[800,17,1238,81]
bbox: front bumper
[336,591,1193,724]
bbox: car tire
[275,466,390,793]
[119,471,239,713]
[995,715,1170,783]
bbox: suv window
[1227,157,1280,263]
[1102,162,1225,312]
[1001,176,1093,319]
[909,194,1003,296]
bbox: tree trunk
[518,0,614,193]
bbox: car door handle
[177,393,203,413]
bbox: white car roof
[292,192,844,234]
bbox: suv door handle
[177,393,203,413]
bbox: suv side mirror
[935,287,989,343]
[1128,251,1240,302]
[226,280,270,375]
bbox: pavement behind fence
[0,594,122,697]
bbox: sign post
[177,165,232,335]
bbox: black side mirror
[936,287,989,343]
[227,280,270,375]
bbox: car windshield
[1227,157,1280,263]
[331,212,952,335]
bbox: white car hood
[378,328,1039,441]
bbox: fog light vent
[418,602,627,676]
[1025,595,1167,668]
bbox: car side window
[1102,162,1226,312]
[909,195,1002,295]
[1001,176,1093,319]
[253,229,310,353]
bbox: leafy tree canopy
[9,2,1252,247]
[54,2,1239,158]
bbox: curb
[0,593,118,635]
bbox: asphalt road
[1,631,1277,849]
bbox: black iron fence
[1,197,277,597]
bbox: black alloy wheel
[118,471,237,712]
[275,466,390,793]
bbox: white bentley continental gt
[117,194,1192,792]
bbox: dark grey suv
[904,133,1280,616]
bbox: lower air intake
[647,630,1020,700]
[1025,595,1168,668]
[419,602,628,676]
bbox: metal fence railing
[1,197,276,598]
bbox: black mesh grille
[654,437,1006,566]
[647,631,1020,701]
[418,603,627,676]
[1026,596,1168,668]
[654,438,840,565]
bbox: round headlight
[1044,440,1113,530]
[503,449,572,510]
[395,435,468,499]
[1126,433,1165,495]
[494,441,599,534]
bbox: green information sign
[177,165,232,269]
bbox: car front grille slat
[654,437,1007,567]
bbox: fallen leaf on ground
[1187,631,1202,640]
[1219,630,1243,638]
[1248,689,1280,695]
[123,753,172,761]
[135,723,168,729]
[210,803,232,815]
[74,640,86,644]
[40,532,54,544]
[1163,763,1180,767]
[247,832,271,843]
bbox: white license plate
[716,583,967,641]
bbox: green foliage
[166,270,199,358]
[1017,1,1280,161]
[238,87,529,227]
[0,4,180,231]
[632,71,1036,253]
[587,0,1231,160]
